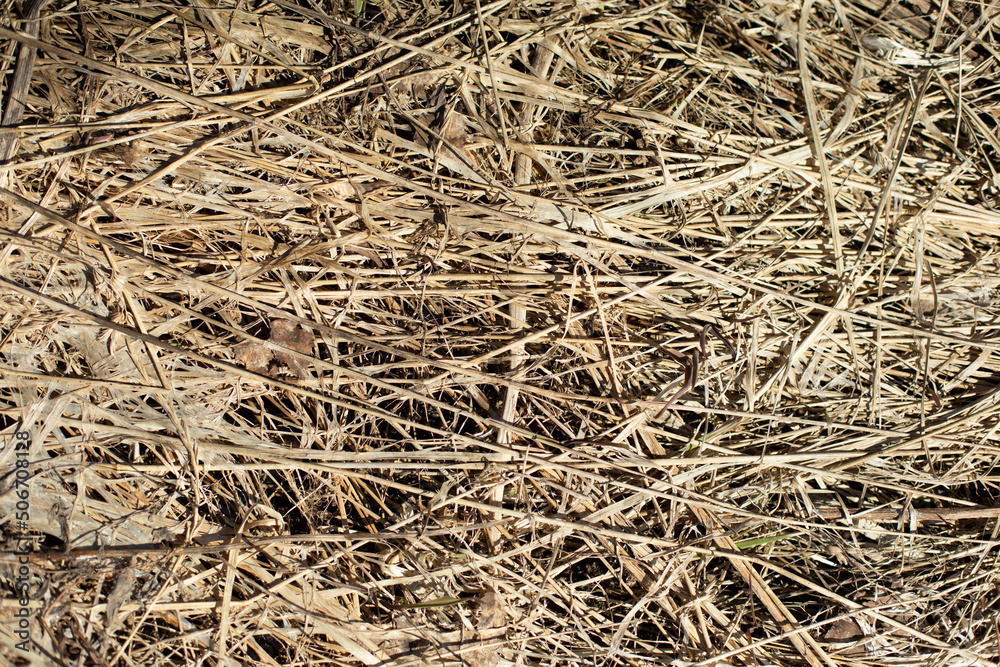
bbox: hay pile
[1,0,999,665]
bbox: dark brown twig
[654,323,737,419]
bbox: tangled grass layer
[1,0,999,665]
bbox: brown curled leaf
[234,319,315,384]
[269,319,314,382]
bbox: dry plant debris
[234,318,315,384]
[0,0,999,665]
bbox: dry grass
[1,0,999,665]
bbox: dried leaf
[413,109,477,176]
[476,588,505,631]
[270,319,314,382]
[466,588,506,667]
[234,339,272,375]
[823,618,864,642]
[234,319,314,384]
[438,110,474,167]
[106,567,138,633]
